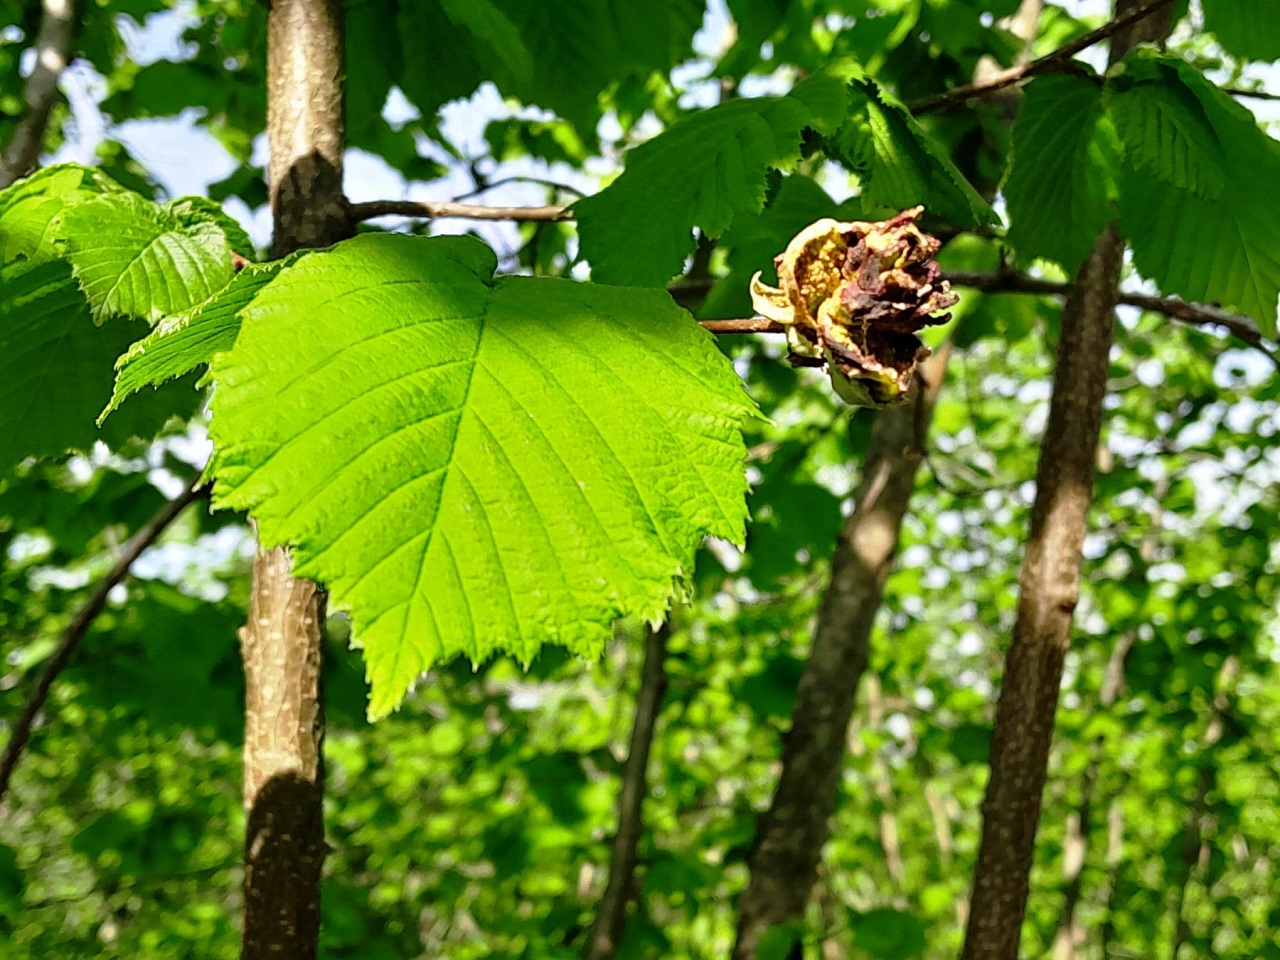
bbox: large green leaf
[1117,59,1280,334]
[1202,0,1280,61]
[0,260,140,474]
[209,234,753,717]
[1003,74,1120,272]
[573,94,813,287]
[54,191,235,324]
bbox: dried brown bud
[749,206,957,407]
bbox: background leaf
[1003,74,1119,272]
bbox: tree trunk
[585,624,670,960]
[959,8,1172,958]
[241,2,351,958]
[732,347,950,960]
[0,0,77,188]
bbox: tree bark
[959,224,1121,960]
[732,347,950,960]
[959,8,1172,959]
[0,0,77,188]
[242,2,351,959]
[585,624,670,960]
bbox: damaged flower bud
[749,206,957,407]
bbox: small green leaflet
[54,191,235,324]
[102,260,292,422]
[208,233,754,718]
[1003,74,1120,273]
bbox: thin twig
[944,270,1280,366]
[1224,87,1280,102]
[0,0,78,188]
[585,623,669,960]
[910,0,1177,114]
[451,175,586,201]
[348,198,572,223]
[0,476,209,805]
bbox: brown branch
[0,476,208,805]
[0,0,78,188]
[348,198,572,223]
[243,2,352,959]
[910,0,1176,114]
[585,624,669,960]
[944,271,1280,367]
[452,175,586,201]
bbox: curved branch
[909,0,1176,114]
[0,476,209,805]
[0,0,78,188]
[349,198,572,223]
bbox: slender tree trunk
[585,624,670,960]
[732,347,950,960]
[959,8,1172,958]
[959,226,1121,960]
[0,0,77,188]
[241,3,351,958]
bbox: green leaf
[787,70,854,137]
[102,260,290,422]
[0,163,123,264]
[0,260,140,474]
[398,2,487,118]
[165,195,257,259]
[574,94,813,287]
[54,191,234,325]
[843,81,998,229]
[1118,60,1280,334]
[439,0,532,84]
[209,234,753,718]
[1202,0,1280,61]
[1107,64,1226,198]
[1003,74,1120,272]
